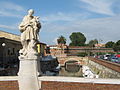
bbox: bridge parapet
[58,56,88,66]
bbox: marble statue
[18,9,41,90]
[19,9,41,58]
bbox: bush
[77,52,88,57]
[107,52,115,55]
[95,52,106,55]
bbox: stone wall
[0,76,120,90]
[0,81,18,90]
[41,81,120,90]
[68,46,114,56]
[88,57,120,78]
[39,76,120,90]
[1,80,120,90]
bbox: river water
[43,66,83,77]
[58,66,83,77]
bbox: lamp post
[2,43,6,68]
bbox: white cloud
[53,37,58,44]
[0,24,17,30]
[80,0,114,16]
[0,10,22,18]
[41,12,89,23]
[41,14,120,44]
[0,2,25,11]
[0,1,25,18]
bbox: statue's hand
[25,24,32,28]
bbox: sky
[0,0,120,45]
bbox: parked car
[114,58,120,63]
[116,54,120,58]
[111,57,118,62]
[103,54,111,60]
[40,55,60,75]
[99,55,104,60]
[107,55,115,61]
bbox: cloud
[41,13,120,44]
[0,1,25,18]
[41,12,89,23]
[0,24,17,30]
[0,10,22,18]
[73,16,120,42]
[0,2,25,11]
[53,37,58,44]
[79,0,115,16]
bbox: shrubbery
[77,52,88,57]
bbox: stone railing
[0,76,120,90]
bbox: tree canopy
[105,41,115,48]
[57,35,66,44]
[113,40,120,52]
[88,39,98,47]
[69,32,86,46]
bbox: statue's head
[28,9,34,16]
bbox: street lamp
[2,43,6,67]
[2,43,6,47]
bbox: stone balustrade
[0,76,120,90]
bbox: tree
[88,39,98,47]
[113,40,120,52]
[57,35,66,44]
[69,32,86,46]
[105,41,115,48]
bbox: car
[103,54,111,60]
[116,54,120,58]
[114,58,120,63]
[99,55,104,60]
[111,57,118,62]
[40,55,60,75]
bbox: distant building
[37,42,46,56]
[0,30,20,42]
[67,46,114,56]
[0,31,21,65]
[47,44,68,57]
[95,43,105,48]
[48,44,114,57]
[0,30,46,69]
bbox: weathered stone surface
[18,57,40,90]
[18,9,41,90]
[88,57,120,78]
[19,9,41,58]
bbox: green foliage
[77,52,88,57]
[113,40,120,52]
[88,39,98,47]
[57,35,66,44]
[105,41,115,48]
[95,52,106,55]
[107,52,115,55]
[69,32,86,46]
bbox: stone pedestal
[18,56,40,90]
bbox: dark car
[114,58,120,63]
[40,55,60,75]
[111,57,118,62]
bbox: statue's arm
[38,22,41,29]
[19,16,28,32]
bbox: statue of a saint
[19,9,41,57]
